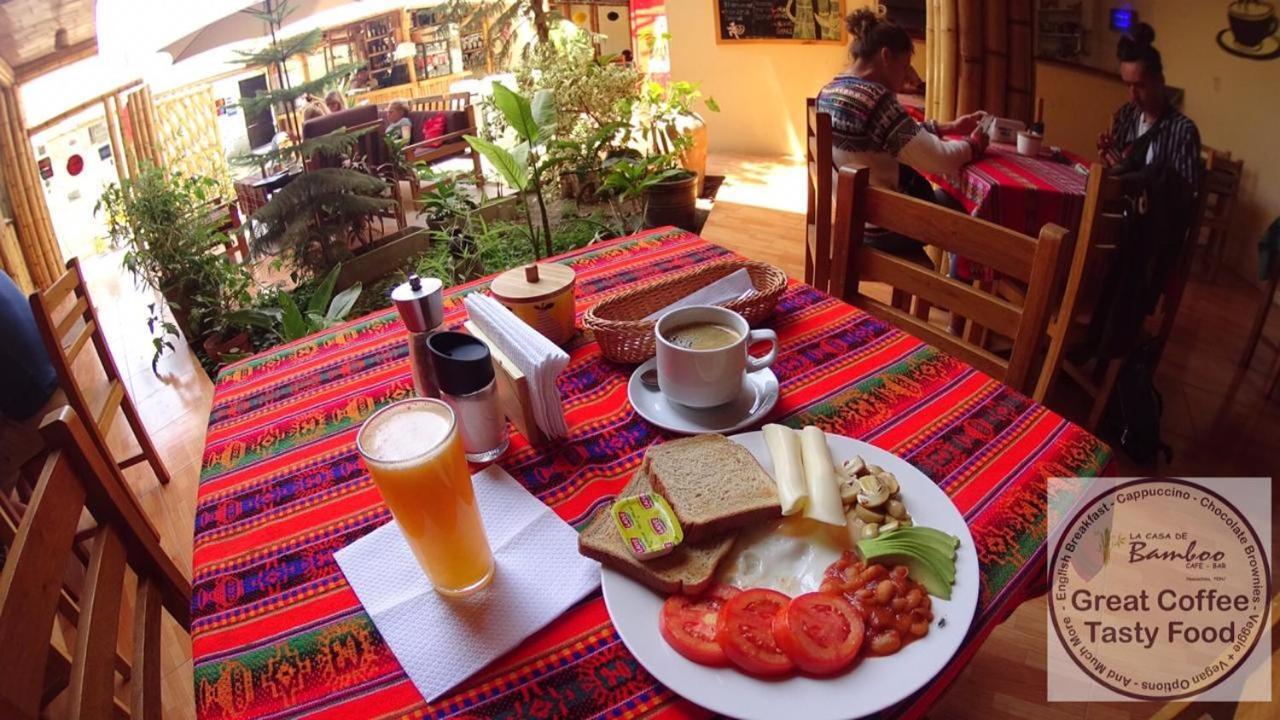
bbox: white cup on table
[654,305,778,408]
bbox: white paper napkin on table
[464,293,570,439]
[641,268,758,320]
[335,465,599,702]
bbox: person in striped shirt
[1097,23,1202,195]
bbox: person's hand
[948,111,986,136]
[968,126,990,157]
[1097,131,1118,167]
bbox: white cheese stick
[799,426,847,526]
[762,424,807,515]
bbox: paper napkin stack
[335,465,600,702]
[464,293,570,439]
[642,267,758,320]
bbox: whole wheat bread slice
[644,434,780,542]
[578,465,735,595]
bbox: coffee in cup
[1229,0,1278,47]
[654,305,779,408]
[662,321,742,350]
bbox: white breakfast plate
[601,430,979,720]
[627,358,779,436]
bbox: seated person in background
[817,8,987,254]
[325,90,346,114]
[301,100,329,122]
[386,100,413,142]
[1097,23,1201,194]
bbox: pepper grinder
[391,274,444,398]
[428,331,509,463]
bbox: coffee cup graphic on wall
[1218,1,1280,59]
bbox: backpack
[1102,339,1173,466]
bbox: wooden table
[192,227,1110,719]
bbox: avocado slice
[875,528,959,559]
[859,549,953,600]
[859,538,956,584]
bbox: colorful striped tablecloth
[193,228,1110,719]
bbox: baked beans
[819,551,933,656]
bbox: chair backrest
[409,92,470,114]
[834,165,1069,396]
[805,97,835,293]
[30,260,127,453]
[301,104,379,140]
[1033,164,1126,400]
[1198,153,1244,231]
[0,407,190,720]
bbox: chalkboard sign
[714,0,848,44]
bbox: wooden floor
[59,152,1279,719]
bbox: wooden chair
[833,165,1069,399]
[804,97,835,295]
[1032,165,1127,424]
[29,258,170,486]
[0,407,191,719]
[1241,255,1280,372]
[1195,153,1244,281]
[409,92,471,113]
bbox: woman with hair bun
[817,8,988,255]
[1098,22,1201,191]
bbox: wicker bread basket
[583,259,788,364]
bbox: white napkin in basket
[463,293,570,439]
[334,465,600,702]
[641,268,757,320]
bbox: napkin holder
[463,320,548,446]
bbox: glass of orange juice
[357,398,495,596]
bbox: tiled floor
[64,153,1279,719]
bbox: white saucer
[627,358,779,435]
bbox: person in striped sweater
[1097,22,1202,195]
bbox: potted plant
[96,166,254,371]
[223,264,363,343]
[637,80,719,195]
[600,153,692,233]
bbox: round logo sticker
[1049,478,1270,700]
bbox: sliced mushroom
[856,474,891,508]
[861,523,880,539]
[853,504,886,523]
[877,472,900,495]
[838,475,860,504]
[898,518,913,528]
[843,455,867,478]
[866,464,885,476]
[880,519,901,534]
[885,499,908,520]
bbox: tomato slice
[774,592,865,675]
[715,588,794,676]
[659,584,740,665]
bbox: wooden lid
[490,263,575,302]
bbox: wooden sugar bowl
[490,263,577,345]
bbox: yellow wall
[667,1,923,158]
[1036,1,1279,280]
[1034,60,1129,158]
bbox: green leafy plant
[516,30,643,137]
[637,80,719,157]
[465,82,558,258]
[95,165,253,372]
[223,265,362,342]
[600,155,686,234]
[234,0,396,274]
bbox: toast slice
[644,434,781,542]
[578,466,735,595]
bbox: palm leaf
[464,135,529,190]
[326,282,362,324]
[308,264,340,316]
[278,291,308,340]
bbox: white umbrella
[161,0,414,64]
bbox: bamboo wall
[154,85,232,192]
[925,0,1034,124]
[0,83,63,289]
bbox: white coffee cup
[654,305,779,408]
[1017,130,1043,157]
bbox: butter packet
[611,492,683,560]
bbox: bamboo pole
[0,218,33,293]
[1007,0,1034,123]
[102,96,127,184]
[143,86,163,166]
[983,0,1009,117]
[0,85,59,288]
[134,89,156,167]
[120,93,140,179]
[956,0,984,117]
[937,0,959,122]
[925,0,937,119]
[9,87,61,282]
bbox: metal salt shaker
[428,331,509,463]
[391,274,444,398]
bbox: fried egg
[716,515,854,596]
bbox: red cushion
[422,114,447,148]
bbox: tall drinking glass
[357,398,495,596]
